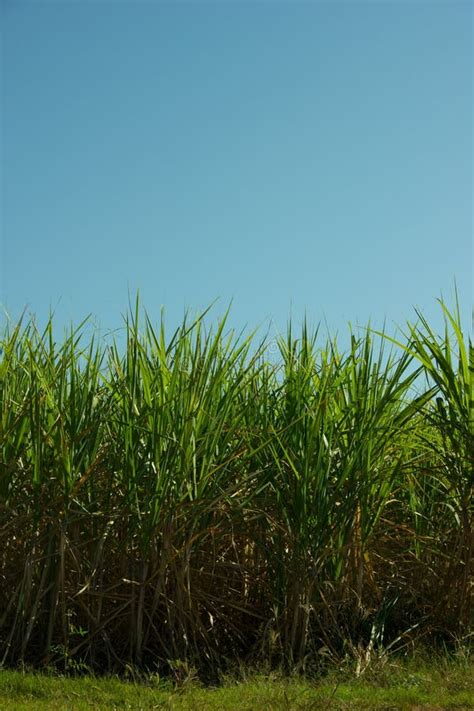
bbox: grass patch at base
[0,657,472,710]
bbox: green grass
[0,657,472,709]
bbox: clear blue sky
[1,0,472,342]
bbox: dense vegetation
[0,298,472,678]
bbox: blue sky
[1,0,472,343]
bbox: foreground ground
[0,657,472,710]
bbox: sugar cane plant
[0,296,471,676]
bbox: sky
[1,0,472,345]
